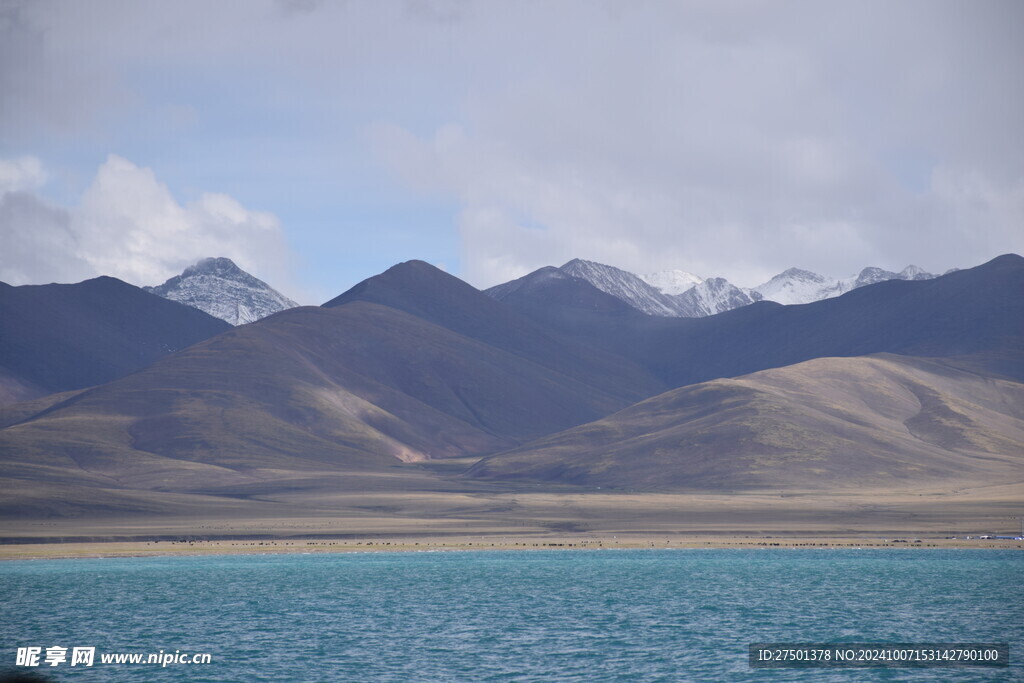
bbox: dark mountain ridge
[0,283,668,501]
[0,276,231,405]
[492,254,1024,387]
[324,260,665,403]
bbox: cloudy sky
[2,0,1022,303]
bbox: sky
[2,0,1022,304]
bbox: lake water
[1,549,1020,681]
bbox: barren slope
[467,354,1024,491]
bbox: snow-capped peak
[145,257,298,326]
[559,259,682,316]
[775,267,829,284]
[558,259,758,317]
[898,264,935,281]
[639,269,704,295]
[755,263,939,305]
[674,278,762,316]
[485,257,943,319]
[753,268,840,305]
[853,266,899,288]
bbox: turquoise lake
[1,549,1020,681]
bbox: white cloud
[0,191,94,285]
[0,155,303,299]
[0,156,46,194]
[367,1,1024,287]
[3,1,1022,291]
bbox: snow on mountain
[486,258,942,319]
[850,265,937,289]
[753,267,845,305]
[639,269,704,295]
[640,268,757,316]
[486,259,770,317]
[145,257,298,326]
[852,266,899,288]
[899,265,933,281]
[673,278,763,317]
[559,259,683,316]
[754,265,938,305]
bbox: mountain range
[751,264,940,305]
[136,254,944,326]
[0,253,1020,518]
[490,258,941,317]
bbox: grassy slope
[466,354,1024,491]
[0,301,664,504]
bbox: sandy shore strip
[2,534,1021,560]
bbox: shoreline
[2,534,1021,560]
